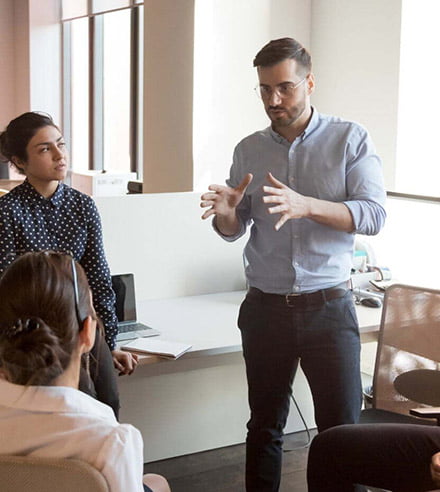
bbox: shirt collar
[302,106,319,138]
[49,181,65,208]
[268,106,319,145]
[20,179,65,208]
[0,378,115,421]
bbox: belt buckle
[285,292,301,307]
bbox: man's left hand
[111,349,139,375]
[263,172,310,230]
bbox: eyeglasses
[254,77,307,100]
[15,250,83,328]
[70,256,82,328]
[4,250,86,332]
[41,250,83,328]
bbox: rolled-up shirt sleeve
[343,128,387,236]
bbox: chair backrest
[372,284,440,414]
[0,455,110,492]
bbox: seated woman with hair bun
[0,251,170,492]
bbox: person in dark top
[307,423,440,492]
[0,112,139,416]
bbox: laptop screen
[112,273,137,324]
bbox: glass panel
[70,17,89,171]
[395,0,440,197]
[92,0,130,14]
[102,9,131,172]
[62,0,88,20]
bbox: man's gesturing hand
[200,173,253,220]
[263,172,310,231]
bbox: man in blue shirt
[201,38,386,491]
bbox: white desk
[117,291,382,462]
[124,290,381,366]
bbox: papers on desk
[121,338,192,359]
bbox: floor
[144,430,317,492]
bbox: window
[395,0,440,198]
[65,17,89,170]
[62,1,143,176]
[102,9,131,172]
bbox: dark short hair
[0,112,58,173]
[253,37,312,75]
[0,251,94,386]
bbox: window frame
[61,1,143,174]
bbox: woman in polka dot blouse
[0,112,139,417]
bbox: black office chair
[360,284,440,425]
[360,284,440,491]
[357,285,440,492]
[360,283,440,426]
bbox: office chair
[357,285,440,492]
[0,455,110,492]
[360,283,440,425]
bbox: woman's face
[16,125,69,183]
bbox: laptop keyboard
[118,322,150,333]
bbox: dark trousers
[79,328,120,420]
[238,289,362,491]
[307,423,440,492]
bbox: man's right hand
[200,173,253,236]
[200,173,253,219]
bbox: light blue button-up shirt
[215,108,386,294]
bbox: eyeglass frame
[70,255,83,328]
[254,76,308,100]
[7,249,84,328]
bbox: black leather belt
[247,281,350,309]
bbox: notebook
[121,338,192,360]
[112,273,160,342]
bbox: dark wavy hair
[0,112,59,174]
[0,251,94,386]
[253,37,312,76]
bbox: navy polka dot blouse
[0,179,118,350]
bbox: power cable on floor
[283,394,312,451]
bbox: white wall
[310,0,402,190]
[95,192,248,300]
[193,0,312,191]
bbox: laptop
[112,273,160,342]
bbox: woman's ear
[78,316,96,353]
